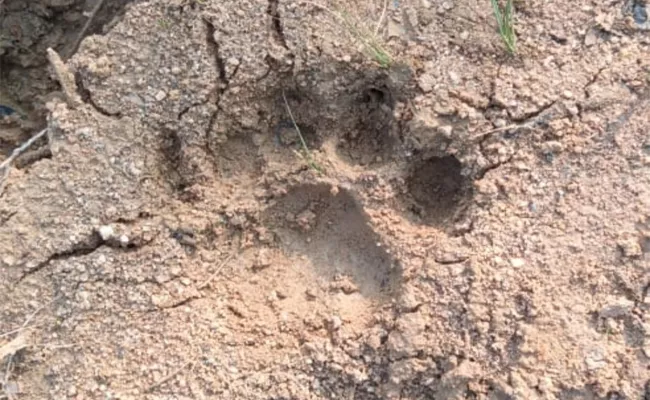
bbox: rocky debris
[618,236,643,258]
[599,297,635,319]
[295,208,317,232]
[329,315,342,331]
[540,140,565,155]
[0,0,135,120]
[387,312,428,360]
[305,288,317,301]
[252,248,272,271]
[329,275,359,294]
[97,225,114,241]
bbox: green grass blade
[490,0,516,54]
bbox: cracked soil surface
[1,0,650,399]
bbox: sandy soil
[1,0,649,399]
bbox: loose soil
[1,0,649,399]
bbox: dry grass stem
[374,0,389,37]
[197,249,237,290]
[0,128,48,196]
[145,361,194,393]
[68,0,105,58]
[281,91,324,173]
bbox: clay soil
[1,0,649,399]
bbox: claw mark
[203,19,227,84]
[74,70,122,117]
[583,66,607,99]
[16,224,160,284]
[17,232,103,283]
[476,154,514,180]
[203,18,240,97]
[510,100,557,123]
[267,0,289,48]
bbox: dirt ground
[1,0,649,399]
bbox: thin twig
[471,124,519,141]
[0,296,60,340]
[1,297,59,399]
[374,0,389,37]
[471,122,541,142]
[30,342,79,350]
[3,355,12,383]
[0,129,48,197]
[281,91,310,159]
[0,129,48,172]
[197,250,237,290]
[2,354,14,400]
[145,361,193,393]
[68,0,105,58]
[281,91,323,173]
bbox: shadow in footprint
[265,184,400,298]
[336,85,398,166]
[405,155,473,227]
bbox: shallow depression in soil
[336,85,397,166]
[265,184,400,297]
[406,155,473,226]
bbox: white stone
[155,90,167,101]
[510,258,526,268]
[98,225,114,241]
[437,125,453,138]
[119,235,129,246]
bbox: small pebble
[2,255,16,267]
[331,316,342,330]
[633,3,648,24]
[494,118,507,128]
[305,288,317,300]
[155,90,167,101]
[119,234,130,246]
[510,258,525,268]
[541,141,564,154]
[98,225,114,241]
[437,125,453,138]
[3,381,19,395]
[0,105,16,117]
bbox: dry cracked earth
[1,0,650,399]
